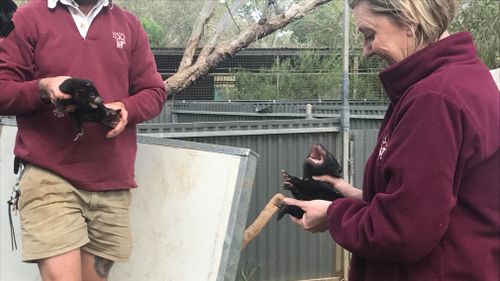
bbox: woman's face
[353,2,417,65]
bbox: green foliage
[288,1,344,48]
[350,57,386,100]
[232,50,343,100]
[140,17,165,47]
[450,0,500,68]
[114,0,204,47]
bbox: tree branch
[178,0,217,71]
[166,0,333,95]
[224,0,241,33]
[199,0,247,59]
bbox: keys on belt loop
[7,157,24,250]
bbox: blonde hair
[349,0,460,47]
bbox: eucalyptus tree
[160,0,333,95]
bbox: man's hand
[104,101,128,138]
[282,197,332,233]
[39,76,72,104]
[313,175,363,200]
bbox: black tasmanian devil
[54,77,121,141]
[276,143,344,220]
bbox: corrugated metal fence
[146,100,386,130]
[138,117,382,281]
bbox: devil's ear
[0,0,17,38]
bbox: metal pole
[276,56,280,98]
[341,0,351,280]
[342,0,350,135]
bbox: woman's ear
[404,24,416,38]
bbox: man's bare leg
[38,248,82,281]
[81,250,114,281]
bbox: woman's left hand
[282,197,332,233]
[104,101,128,138]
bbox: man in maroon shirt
[283,0,499,280]
[0,0,166,280]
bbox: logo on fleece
[112,32,126,49]
[378,134,389,161]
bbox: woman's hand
[313,175,363,200]
[104,101,128,138]
[282,197,332,233]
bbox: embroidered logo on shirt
[378,134,389,161]
[112,32,126,49]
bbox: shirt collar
[378,32,476,105]
[47,0,111,9]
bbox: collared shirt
[47,0,111,38]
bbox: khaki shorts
[18,165,132,262]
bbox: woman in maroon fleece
[283,1,499,280]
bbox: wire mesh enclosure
[154,48,387,101]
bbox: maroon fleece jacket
[0,0,166,190]
[327,32,499,281]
